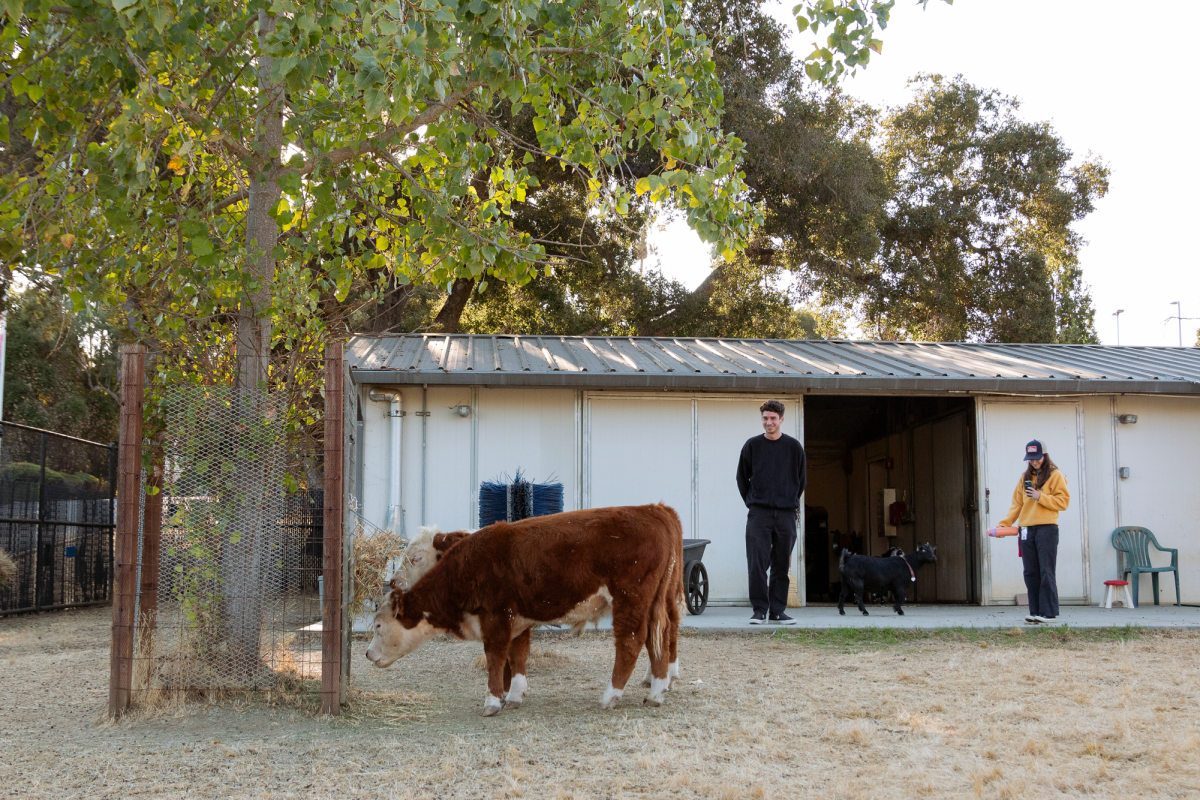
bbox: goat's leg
[893,584,907,615]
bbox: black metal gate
[0,421,116,615]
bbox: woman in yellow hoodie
[997,440,1071,624]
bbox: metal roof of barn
[345,335,1200,395]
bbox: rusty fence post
[322,343,345,715]
[109,343,145,718]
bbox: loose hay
[472,647,578,672]
[0,548,15,588]
[4,608,1200,799]
[349,527,408,619]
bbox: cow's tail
[647,507,684,663]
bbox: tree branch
[206,81,483,212]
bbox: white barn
[343,335,1200,607]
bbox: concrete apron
[326,605,1200,636]
[672,604,1200,631]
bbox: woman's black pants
[1022,524,1060,618]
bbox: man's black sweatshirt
[736,433,807,510]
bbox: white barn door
[980,401,1088,604]
[695,398,786,604]
[586,396,694,536]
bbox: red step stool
[1102,580,1133,609]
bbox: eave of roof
[345,335,1200,396]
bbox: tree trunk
[431,278,476,333]
[641,262,728,336]
[224,9,284,684]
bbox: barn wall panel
[476,387,578,524]
[1109,396,1200,604]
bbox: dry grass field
[2,607,1199,799]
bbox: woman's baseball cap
[1023,440,1045,461]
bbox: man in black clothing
[736,399,807,625]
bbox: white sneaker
[1024,614,1038,623]
[1033,615,1058,624]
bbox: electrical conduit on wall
[368,389,404,538]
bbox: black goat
[838,543,937,616]
[869,546,907,604]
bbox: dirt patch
[3,607,1200,798]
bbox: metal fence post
[107,443,117,602]
[109,344,145,718]
[322,343,344,716]
[35,432,46,610]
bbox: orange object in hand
[988,526,1019,538]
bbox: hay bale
[350,528,408,619]
[0,548,16,588]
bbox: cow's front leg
[504,629,531,710]
[481,625,513,717]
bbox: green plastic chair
[1111,527,1180,608]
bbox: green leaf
[111,0,137,12]
[149,5,171,33]
[364,86,388,119]
[190,237,214,257]
[2,0,22,20]
[0,115,8,145]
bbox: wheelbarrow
[682,538,711,615]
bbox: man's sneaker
[1033,615,1057,624]
[749,612,766,624]
[1024,614,1039,624]
[769,613,797,626]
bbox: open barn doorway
[802,396,980,605]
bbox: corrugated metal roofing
[346,335,1200,394]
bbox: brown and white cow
[366,504,684,716]
[390,525,540,701]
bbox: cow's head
[389,525,442,590]
[364,586,437,668]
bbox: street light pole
[1113,309,1124,346]
[1171,301,1182,347]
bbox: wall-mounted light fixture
[454,404,472,418]
[1117,414,1138,424]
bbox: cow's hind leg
[482,628,513,717]
[504,629,531,710]
[601,614,646,710]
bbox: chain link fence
[129,385,324,698]
[0,421,116,615]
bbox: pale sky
[648,0,1200,346]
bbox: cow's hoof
[838,609,845,616]
[640,678,652,688]
[483,705,501,717]
[503,700,522,711]
[896,609,905,616]
[861,611,869,616]
[643,697,663,707]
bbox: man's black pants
[746,506,797,616]
[1021,524,1060,618]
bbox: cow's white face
[390,525,441,590]
[364,600,437,668]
